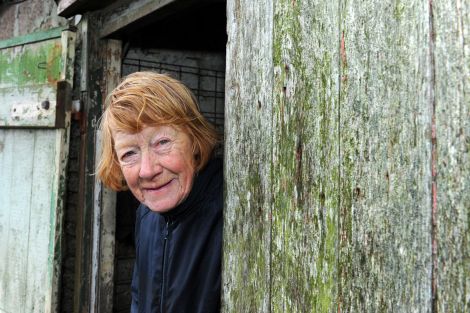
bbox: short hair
[97,71,219,191]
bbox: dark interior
[113,2,226,312]
[110,2,227,52]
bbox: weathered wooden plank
[434,0,470,311]
[99,0,224,38]
[0,38,62,128]
[99,0,177,38]
[0,130,6,308]
[0,128,68,313]
[225,1,470,311]
[270,0,340,312]
[101,0,172,29]
[93,39,121,313]
[0,130,35,313]
[25,130,63,313]
[339,0,433,311]
[74,14,97,313]
[0,27,64,49]
[57,0,115,17]
[222,1,273,312]
[73,14,108,313]
[57,0,84,16]
[0,20,74,313]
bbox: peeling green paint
[0,26,64,49]
[0,26,74,313]
[0,40,62,87]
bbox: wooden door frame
[90,39,121,313]
[73,13,122,313]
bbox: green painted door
[0,27,75,313]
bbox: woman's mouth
[142,179,173,192]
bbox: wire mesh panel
[122,58,225,134]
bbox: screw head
[41,100,50,110]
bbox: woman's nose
[139,151,162,179]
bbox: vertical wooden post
[434,0,470,311]
[74,13,105,313]
[271,0,340,311]
[339,0,433,311]
[92,38,121,313]
[223,1,274,312]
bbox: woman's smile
[141,178,175,196]
[141,179,173,190]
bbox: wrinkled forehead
[111,124,189,145]
[112,123,175,136]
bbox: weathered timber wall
[435,1,470,312]
[223,1,273,312]
[340,0,432,311]
[271,0,340,311]
[223,0,469,312]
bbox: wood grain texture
[223,1,274,312]
[434,0,470,311]
[0,26,73,313]
[0,130,35,313]
[271,0,340,312]
[223,0,469,312]
[339,0,433,311]
[99,0,175,38]
[0,38,62,128]
[0,129,68,313]
[74,14,105,313]
[92,38,121,313]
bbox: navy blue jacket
[131,158,223,313]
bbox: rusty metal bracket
[55,80,72,128]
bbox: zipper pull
[164,219,171,239]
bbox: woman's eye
[121,151,135,161]
[153,138,172,154]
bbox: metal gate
[122,58,225,133]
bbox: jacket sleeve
[131,204,144,313]
[130,260,139,313]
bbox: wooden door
[0,27,75,313]
[223,0,469,312]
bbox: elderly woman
[97,71,222,313]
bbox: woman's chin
[143,195,185,213]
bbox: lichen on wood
[271,0,340,312]
[339,0,433,311]
[434,0,470,311]
[223,1,274,312]
[223,0,469,312]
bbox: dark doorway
[112,2,226,312]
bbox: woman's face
[113,125,196,213]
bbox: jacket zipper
[160,218,171,313]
